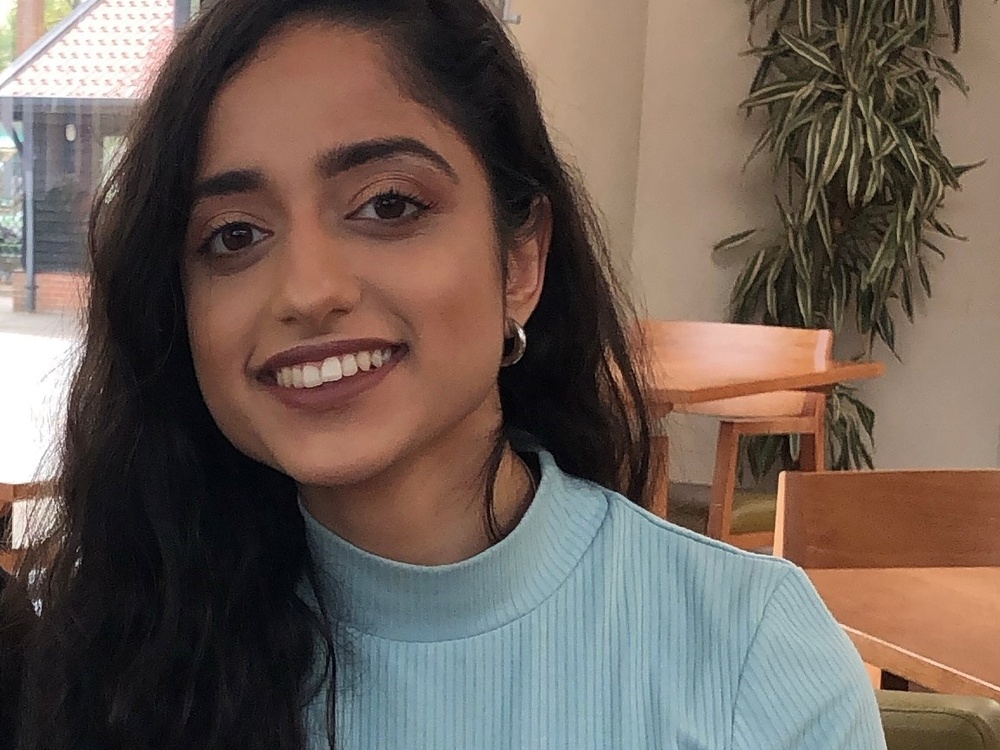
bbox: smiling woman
[0,1,884,749]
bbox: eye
[200,221,271,256]
[350,190,432,222]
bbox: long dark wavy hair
[0,0,656,747]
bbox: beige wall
[861,1,1000,471]
[509,0,649,264]
[630,1,1000,481]
[515,0,1000,482]
[631,0,773,481]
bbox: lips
[257,340,405,412]
[257,338,402,384]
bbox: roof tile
[0,0,174,100]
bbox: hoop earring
[500,318,527,367]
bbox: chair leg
[649,434,670,520]
[707,422,740,540]
[798,394,827,472]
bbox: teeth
[275,347,397,389]
[321,356,343,382]
[302,364,322,389]
[341,354,358,377]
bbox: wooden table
[647,359,886,411]
[642,325,885,516]
[807,567,1000,702]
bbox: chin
[268,441,404,490]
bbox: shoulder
[538,448,806,649]
[582,485,884,748]
[596,482,796,613]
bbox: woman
[1,0,885,748]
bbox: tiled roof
[0,0,175,100]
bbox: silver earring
[500,318,527,367]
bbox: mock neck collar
[301,450,607,642]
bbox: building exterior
[0,0,179,312]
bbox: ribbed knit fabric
[301,450,886,749]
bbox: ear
[504,197,552,326]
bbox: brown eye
[373,194,409,220]
[203,222,270,256]
[351,190,430,222]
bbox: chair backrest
[640,320,834,418]
[877,691,1000,750]
[0,482,50,504]
[776,469,1000,569]
[641,320,834,374]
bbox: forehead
[198,22,465,176]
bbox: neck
[298,422,535,566]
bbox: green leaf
[797,0,813,36]
[731,248,768,308]
[765,258,783,319]
[901,271,915,321]
[930,217,967,241]
[830,261,848,331]
[915,81,935,138]
[744,125,776,169]
[779,31,838,74]
[846,119,864,207]
[917,255,933,296]
[815,189,834,257]
[803,111,834,219]
[857,94,879,160]
[740,80,807,110]
[934,55,969,93]
[867,231,894,283]
[820,91,854,184]
[796,270,814,324]
[943,0,962,52]
[923,166,944,215]
[714,229,758,252]
[874,19,927,67]
[876,304,898,355]
[921,238,945,259]
[954,159,986,179]
[856,397,876,437]
[887,122,923,180]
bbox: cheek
[184,277,254,412]
[405,241,506,372]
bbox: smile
[275,347,396,389]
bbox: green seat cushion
[877,691,1000,750]
[729,489,776,535]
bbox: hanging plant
[716,0,984,475]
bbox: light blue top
[302,450,886,749]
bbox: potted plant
[716,0,983,475]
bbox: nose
[269,218,362,326]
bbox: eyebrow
[192,169,267,202]
[315,137,459,183]
[192,137,459,203]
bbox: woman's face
[182,22,548,488]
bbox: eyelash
[349,188,435,220]
[196,189,436,256]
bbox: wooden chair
[651,321,833,549]
[775,469,1000,569]
[0,481,52,574]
